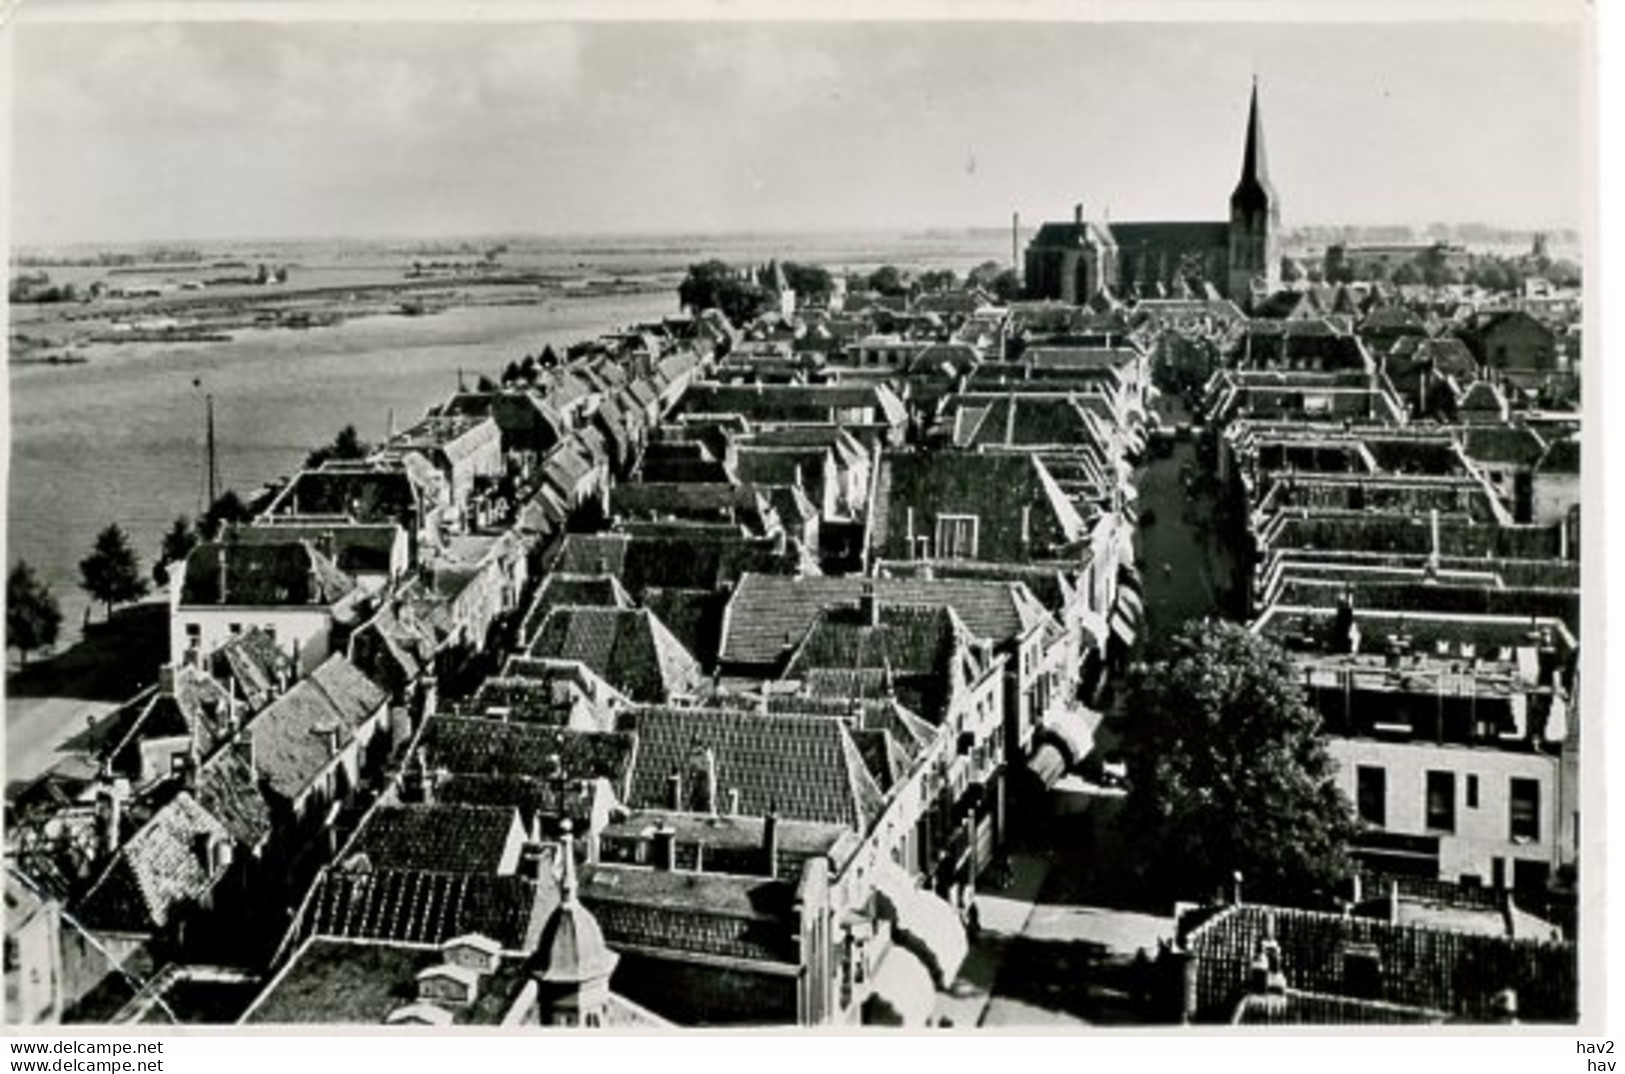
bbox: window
[1510,778,1540,842]
[1466,774,1479,809]
[1425,770,1456,832]
[1356,766,1386,828]
[935,514,979,560]
[228,622,243,636]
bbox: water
[7,291,677,636]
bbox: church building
[1024,81,1281,307]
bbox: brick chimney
[762,803,780,879]
[652,823,677,872]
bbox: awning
[1111,610,1137,648]
[1077,607,1110,654]
[1039,705,1102,768]
[1027,741,1067,790]
[871,860,968,989]
[863,945,938,1027]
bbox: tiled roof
[302,867,546,951]
[419,715,637,787]
[180,540,355,607]
[237,522,403,577]
[529,606,703,703]
[516,572,634,647]
[871,450,1083,562]
[1458,425,1548,467]
[271,465,424,526]
[210,629,293,712]
[1106,220,1229,255]
[247,656,387,804]
[194,747,273,849]
[618,705,882,831]
[1536,436,1580,476]
[550,532,802,597]
[75,792,233,934]
[679,382,907,428]
[720,573,1047,667]
[345,803,525,875]
[579,865,800,965]
[1183,903,1576,1023]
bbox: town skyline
[12,17,1586,246]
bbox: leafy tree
[539,344,560,369]
[782,262,834,302]
[1121,620,1358,906]
[1392,261,1421,286]
[79,524,150,620]
[866,265,908,297]
[916,268,959,293]
[502,360,522,385]
[7,561,63,662]
[304,424,369,471]
[1280,257,1304,284]
[988,269,1024,304]
[153,516,199,586]
[519,354,539,383]
[966,260,1006,291]
[200,490,251,542]
[678,260,773,327]
[476,374,499,393]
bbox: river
[6,290,678,639]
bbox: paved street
[938,798,1174,1028]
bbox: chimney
[665,770,683,811]
[314,723,339,759]
[727,787,741,817]
[1073,203,1084,228]
[762,804,780,879]
[95,777,122,859]
[652,824,677,872]
[1387,880,1401,925]
[860,581,879,628]
[701,748,718,816]
[217,545,229,604]
[233,729,256,776]
[1230,870,1244,907]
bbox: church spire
[1232,77,1277,210]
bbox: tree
[1392,261,1421,286]
[539,344,560,369]
[79,524,150,620]
[782,262,834,303]
[1121,621,1358,906]
[966,260,1006,292]
[677,260,772,327]
[200,490,251,542]
[476,374,498,393]
[988,269,1024,304]
[7,561,63,662]
[866,265,908,297]
[916,268,959,293]
[304,424,370,471]
[153,516,199,586]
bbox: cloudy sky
[10,13,1587,245]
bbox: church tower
[1227,79,1281,305]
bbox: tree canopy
[7,561,63,661]
[866,265,909,297]
[1121,620,1358,906]
[153,516,200,586]
[304,424,370,471]
[199,490,252,542]
[79,523,150,619]
[678,260,773,327]
[782,262,834,303]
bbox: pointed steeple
[1231,76,1277,211]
